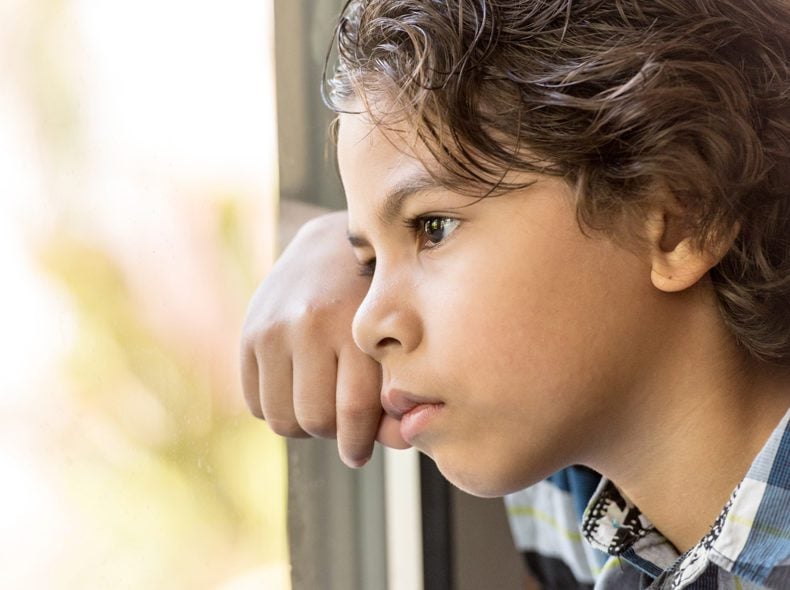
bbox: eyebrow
[347,173,441,248]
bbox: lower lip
[400,403,444,444]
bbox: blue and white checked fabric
[506,406,790,589]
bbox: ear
[644,193,739,293]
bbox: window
[2,1,288,587]
[272,2,526,588]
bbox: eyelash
[357,260,376,277]
[356,215,459,277]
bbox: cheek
[420,236,648,409]
[423,250,579,369]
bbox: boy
[241,1,790,588]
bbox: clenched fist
[240,210,407,468]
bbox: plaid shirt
[506,406,790,589]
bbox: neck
[583,284,790,554]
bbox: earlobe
[650,237,717,293]
[644,204,738,294]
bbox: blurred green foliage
[12,0,289,585]
[37,204,287,589]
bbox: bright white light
[0,0,280,587]
[74,0,277,188]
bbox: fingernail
[342,454,370,469]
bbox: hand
[240,210,408,467]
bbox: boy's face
[339,109,668,497]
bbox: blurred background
[0,0,288,588]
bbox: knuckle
[337,398,378,422]
[256,322,290,354]
[243,396,265,419]
[298,414,337,439]
[266,418,306,438]
[296,302,327,330]
[242,320,287,352]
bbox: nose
[351,268,423,361]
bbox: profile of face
[338,109,673,497]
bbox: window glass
[0,0,286,588]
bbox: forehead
[337,111,424,175]
[336,110,552,209]
[337,111,438,216]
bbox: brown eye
[421,217,459,246]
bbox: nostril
[377,337,400,349]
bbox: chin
[431,454,541,499]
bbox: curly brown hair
[324,0,790,366]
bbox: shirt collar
[580,405,790,588]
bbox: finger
[376,414,411,449]
[335,346,384,468]
[259,348,310,438]
[241,342,264,418]
[292,346,339,438]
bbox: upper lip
[381,388,443,420]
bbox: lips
[381,388,444,420]
[381,388,445,444]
